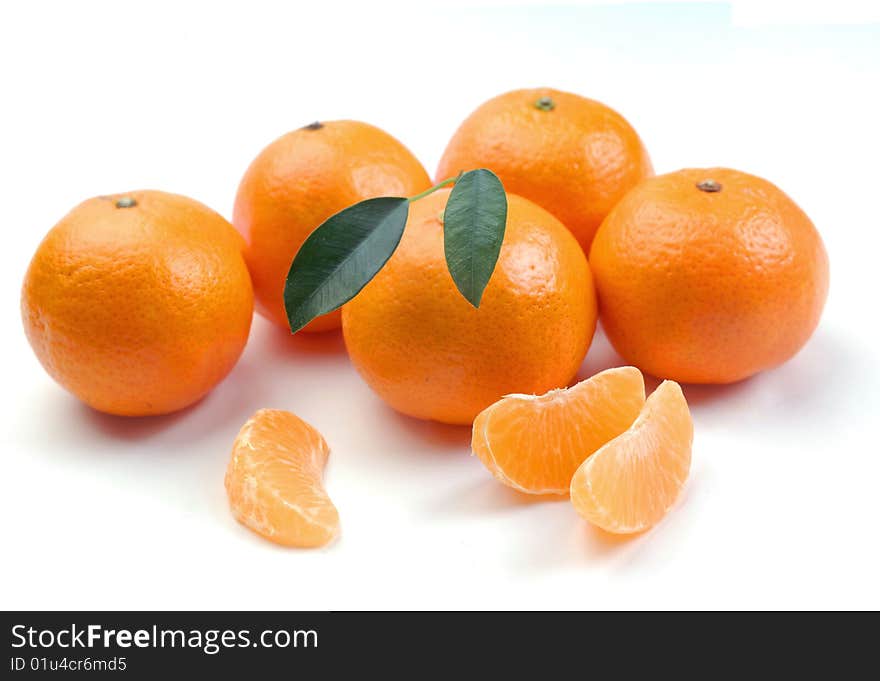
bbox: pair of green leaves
[284,169,508,334]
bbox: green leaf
[284,197,409,333]
[442,169,507,308]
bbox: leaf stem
[407,173,463,203]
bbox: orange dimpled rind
[589,167,829,384]
[342,188,597,425]
[20,190,254,416]
[436,87,653,253]
[233,120,431,332]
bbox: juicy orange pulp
[570,380,693,534]
[225,409,339,547]
[471,367,646,495]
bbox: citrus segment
[225,409,339,548]
[472,367,645,494]
[570,380,693,534]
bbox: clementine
[233,120,431,332]
[21,191,254,416]
[436,87,653,252]
[589,168,829,384]
[342,188,597,425]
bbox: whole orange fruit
[22,191,254,416]
[342,189,597,425]
[435,87,653,253]
[233,120,431,332]
[589,168,830,384]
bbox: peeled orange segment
[471,367,646,495]
[225,409,339,548]
[570,380,693,534]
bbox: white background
[2,1,879,610]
